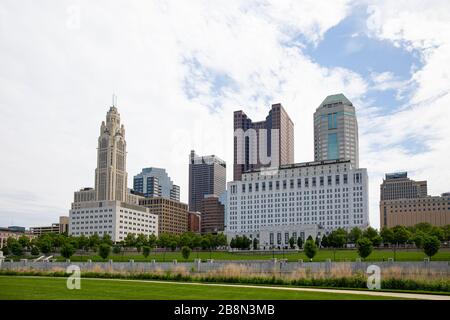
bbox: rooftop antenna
[112,93,117,107]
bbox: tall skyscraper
[95,102,128,201]
[133,167,180,201]
[233,103,294,181]
[188,150,226,212]
[314,94,359,168]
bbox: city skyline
[1,1,450,229]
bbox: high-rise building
[69,98,159,242]
[188,150,226,212]
[187,211,201,233]
[95,103,128,201]
[200,194,225,234]
[226,159,369,248]
[139,198,189,235]
[233,103,294,181]
[133,167,180,201]
[380,172,427,201]
[379,172,449,228]
[314,94,359,168]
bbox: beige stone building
[380,172,450,228]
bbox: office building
[226,160,369,247]
[95,103,128,202]
[380,172,450,228]
[314,94,359,168]
[133,167,180,201]
[139,198,189,235]
[0,227,35,248]
[188,211,201,233]
[189,150,226,212]
[200,195,226,234]
[30,216,69,236]
[69,200,158,241]
[234,103,294,181]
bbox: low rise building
[188,211,201,233]
[201,195,225,234]
[0,227,35,248]
[69,200,158,242]
[30,216,69,236]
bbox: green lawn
[51,248,450,262]
[0,276,396,300]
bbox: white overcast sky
[0,0,449,229]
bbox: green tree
[356,237,373,260]
[297,237,303,249]
[289,237,295,249]
[30,246,40,256]
[181,246,191,261]
[430,227,444,241]
[304,240,317,261]
[253,238,259,250]
[306,235,313,241]
[18,236,30,249]
[216,233,228,247]
[320,235,329,248]
[10,241,24,256]
[89,233,101,250]
[380,227,394,245]
[37,238,52,255]
[2,246,10,256]
[142,245,151,258]
[77,235,89,251]
[393,226,411,245]
[136,234,148,252]
[60,244,75,259]
[423,236,440,260]
[124,233,137,248]
[348,227,362,243]
[98,244,111,260]
[101,234,113,246]
[412,231,426,248]
[112,245,121,254]
[148,234,158,248]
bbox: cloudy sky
[1,0,449,229]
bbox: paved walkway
[79,277,450,300]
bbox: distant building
[233,103,294,181]
[187,211,201,233]
[314,94,359,168]
[139,198,189,235]
[133,167,180,201]
[188,150,226,212]
[69,99,159,241]
[380,172,450,228]
[200,195,225,234]
[0,227,35,248]
[69,200,158,241]
[30,216,69,236]
[226,159,369,247]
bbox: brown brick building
[187,211,201,233]
[139,198,189,235]
[200,195,225,234]
[380,172,450,228]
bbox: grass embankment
[0,276,396,300]
[47,248,450,262]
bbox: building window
[327,133,339,160]
[328,113,338,129]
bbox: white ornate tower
[95,96,128,201]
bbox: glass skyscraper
[133,167,180,201]
[313,94,359,168]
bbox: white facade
[226,160,369,246]
[69,200,158,242]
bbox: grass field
[51,248,450,262]
[0,276,396,300]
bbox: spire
[112,93,117,107]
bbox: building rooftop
[385,172,408,180]
[243,159,353,174]
[319,93,352,108]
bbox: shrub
[304,240,317,261]
[181,246,191,261]
[423,236,440,260]
[142,246,151,258]
[112,245,121,254]
[356,237,373,260]
[60,244,75,259]
[30,246,40,256]
[98,244,111,260]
